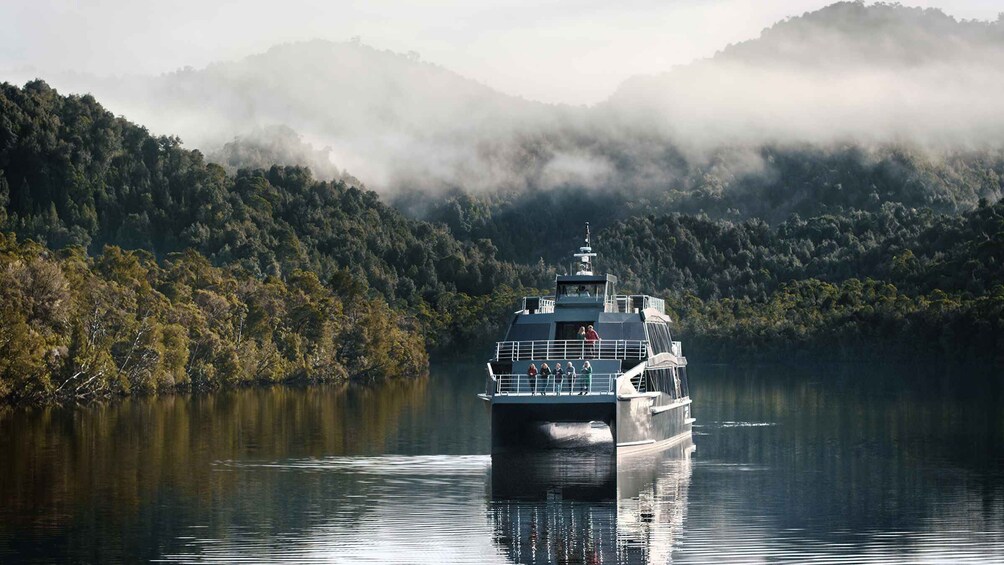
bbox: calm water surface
[1,362,1003,563]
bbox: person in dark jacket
[527,363,538,395]
[553,364,564,395]
[539,363,552,395]
[580,361,593,394]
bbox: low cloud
[5,3,1003,195]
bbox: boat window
[555,322,594,340]
[645,368,684,398]
[646,322,674,354]
[505,322,551,341]
[557,282,605,297]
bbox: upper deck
[518,267,665,315]
[519,292,666,316]
[500,262,674,362]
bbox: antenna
[572,222,597,275]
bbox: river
[1,362,1002,563]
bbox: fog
[0,0,876,105]
[607,2,1004,151]
[2,2,1003,194]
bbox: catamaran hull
[491,402,616,450]
[615,396,693,453]
[489,396,692,453]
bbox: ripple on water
[159,455,506,564]
[214,454,492,475]
[714,421,778,428]
[670,525,1004,564]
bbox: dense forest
[596,202,1004,361]
[600,201,1004,300]
[0,80,553,341]
[401,144,1004,264]
[0,81,548,403]
[0,81,549,301]
[3,69,1004,402]
[0,233,427,403]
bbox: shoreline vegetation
[2,81,1003,404]
[0,233,428,404]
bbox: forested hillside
[205,125,362,185]
[3,3,1004,405]
[407,144,1004,263]
[600,201,1004,300]
[596,201,1004,361]
[0,81,549,403]
[0,81,550,301]
[391,2,1004,261]
[17,3,1003,205]
[0,234,427,403]
[3,77,1002,380]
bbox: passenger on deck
[553,364,564,395]
[539,363,551,396]
[580,361,593,394]
[585,325,600,357]
[577,326,587,356]
[565,362,576,395]
[527,363,538,395]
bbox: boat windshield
[557,282,605,297]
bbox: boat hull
[488,394,692,453]
[615,396,693,452]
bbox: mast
[573,222,597,275]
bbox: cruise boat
[481,224,694,452]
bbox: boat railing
[645,296,666,314]
[490,373,619,396]
[519,296,555,314]
[631,371,647,393]
[604,295,666,314]
[493,339,648,361]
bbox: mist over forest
[8,3,1003,261]
[1,1,1003,402]
[8,2,1004,199]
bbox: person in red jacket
[527,363,538,395]
[585,325,600,357]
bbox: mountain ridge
[8,3,1004,197]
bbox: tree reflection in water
[489,439,694,564]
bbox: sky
[2,0,1002,105]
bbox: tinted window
[646,322,674,354]
[557,283,605,297]
[644,368,683,398]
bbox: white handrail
[603,294,666,314]
[616,361,648,396]
[519,296,555,314]
[492,339,647,361]
[519,293,664,314]
[492,372,619,396]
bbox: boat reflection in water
[488,427,694,564]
